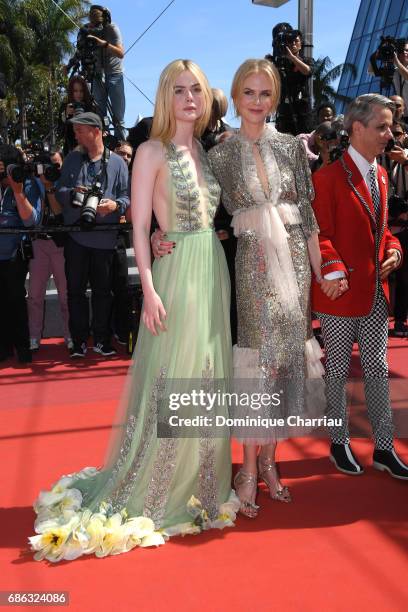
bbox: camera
[378,36,406,61]
[76,25,101,80]
[384,138,396,153]
[72,181,103,226]
[268,22,299,71]
[375,37,407,88]
[19,237,34,261]
[3,142,61,183]
[274,27,298,58]
[388,193,408,217]
[328,130,349,163]
[68,101,86,115]
[320,129,338,142]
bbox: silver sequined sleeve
[294,137,319,239]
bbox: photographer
[266,23,313,135]
[385,119,408,336]
[369,39,408,113]
[58,76,99,154]
[73,5,126,141]
[298,103,336,167]
[392,41,408,118]
[0,144,42,364]
[389,95,407,129]
[27,149,72,353]
[57,112,129,358]
[309,122,336,173]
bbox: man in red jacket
[312,93,408,479]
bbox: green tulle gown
[30,142,239,562]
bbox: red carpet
[1,338,407,612]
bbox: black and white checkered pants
[318,289,394,450]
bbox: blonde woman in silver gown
[154,59,324,518]
[207,59,324,516]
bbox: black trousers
[0,254,29,352]
[220,236,238,346]
[64,237,114,345]
[111,236,130,339]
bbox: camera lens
[385,138,395,152]
[7,164,25,183]
[44,164,61,182]
[80,194,100,226]
[72,190,86,207]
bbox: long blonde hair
[150,59,213,144]
[231,59,281,117]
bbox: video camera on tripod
[65,5,122,148]
[73,25,102,82]
[68,5,112,83]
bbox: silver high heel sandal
[233,470,260,518]
[257,456,292,503]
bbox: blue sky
[84,0,360,127]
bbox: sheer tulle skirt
[30,230,239,562]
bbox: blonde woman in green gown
[29,60,238,563]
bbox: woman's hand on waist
[151,228,176,258]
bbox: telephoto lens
[80,191,102,226]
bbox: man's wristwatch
[104,40,109,48]
[46,187,56,194]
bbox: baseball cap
[69,112,103,130]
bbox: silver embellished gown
[208,125,324,442]
[29,141,239,563]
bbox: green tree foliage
[0,0,88,144]
[313,56,357,109]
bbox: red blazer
[311,151,402,317]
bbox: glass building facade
[336,0,408,112]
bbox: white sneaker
[65,338,74,350]
[29,338,40,351]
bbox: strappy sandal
[257,456,292,503]
[233,470,260,518]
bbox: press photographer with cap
[0,144,42,364]
[56,111,129,358]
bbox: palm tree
[313,56,357,109]
[0,0,89,144]
[0,0,36,143]
[25,0,88,144]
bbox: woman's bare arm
[131,142,167,335]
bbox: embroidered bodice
[208,125,319,238]
[164,141,221,232]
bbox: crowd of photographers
[1,11,408,364]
